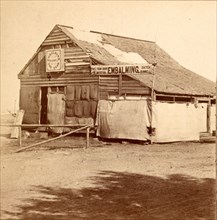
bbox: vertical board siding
[38,51,46,75]
[23,55,39,76]
[20,86,40,124]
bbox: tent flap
[96,100,150,141]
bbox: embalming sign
[46,49,65,72]
[91,65,152,75]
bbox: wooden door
[47,87,65,133]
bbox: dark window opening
[156,96,174,102]
[175,97,192,102]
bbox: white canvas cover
[153,102,206,143]
[96,100,151,140]
[96,100,210,142]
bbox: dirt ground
[0,115,216,220]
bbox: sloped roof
[19,24,215,97]
[58,25,215,96]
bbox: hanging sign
[91,64,152,75]
[46,49,65,72]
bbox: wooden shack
[18,24,216,142]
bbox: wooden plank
[64,52,86,56]
[65,56,89,61]
[100,82,118,85]
[45,34,70,39]
[121,90,151,95]
[42,41,72,46]
[65,48,84,53]
[100,87,118,89]
[65,62,90,66]
[45,34,70,40]
[52,28,63,33]
[48,32,68,37]
[65,59,90,63]
[100,78,118,81]
[122,87,151,91]
[44,37,71,43]
[21,77,98,83]
[65,68,90,73]
[122,82,145,86]
[20,73,96,80]
[65,55,90,60]
[21,82,98,87]
[100,83,118,86]
[11,110,25,139]
[64,50,86,54]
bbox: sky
[1,1,216,113]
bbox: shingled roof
[58,25,215,97]
[20,24,215,97]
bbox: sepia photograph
[0,1,216,219]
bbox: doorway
[40,87,48,124]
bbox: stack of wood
[200,132,216,143]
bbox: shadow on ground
[3,171,215,220]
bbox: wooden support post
[118,74,122,97]
[150,65,156,145]
[207,102,211,134]
[19,127,22,147]
[86,127,90,149]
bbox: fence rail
[0,124,91,153]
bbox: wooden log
[15,125,90,153]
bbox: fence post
[19,126,22,147]
[86,127,90,148]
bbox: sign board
[91,64,152,75]
[46,49,65,72]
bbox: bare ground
[0,115,216,220]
